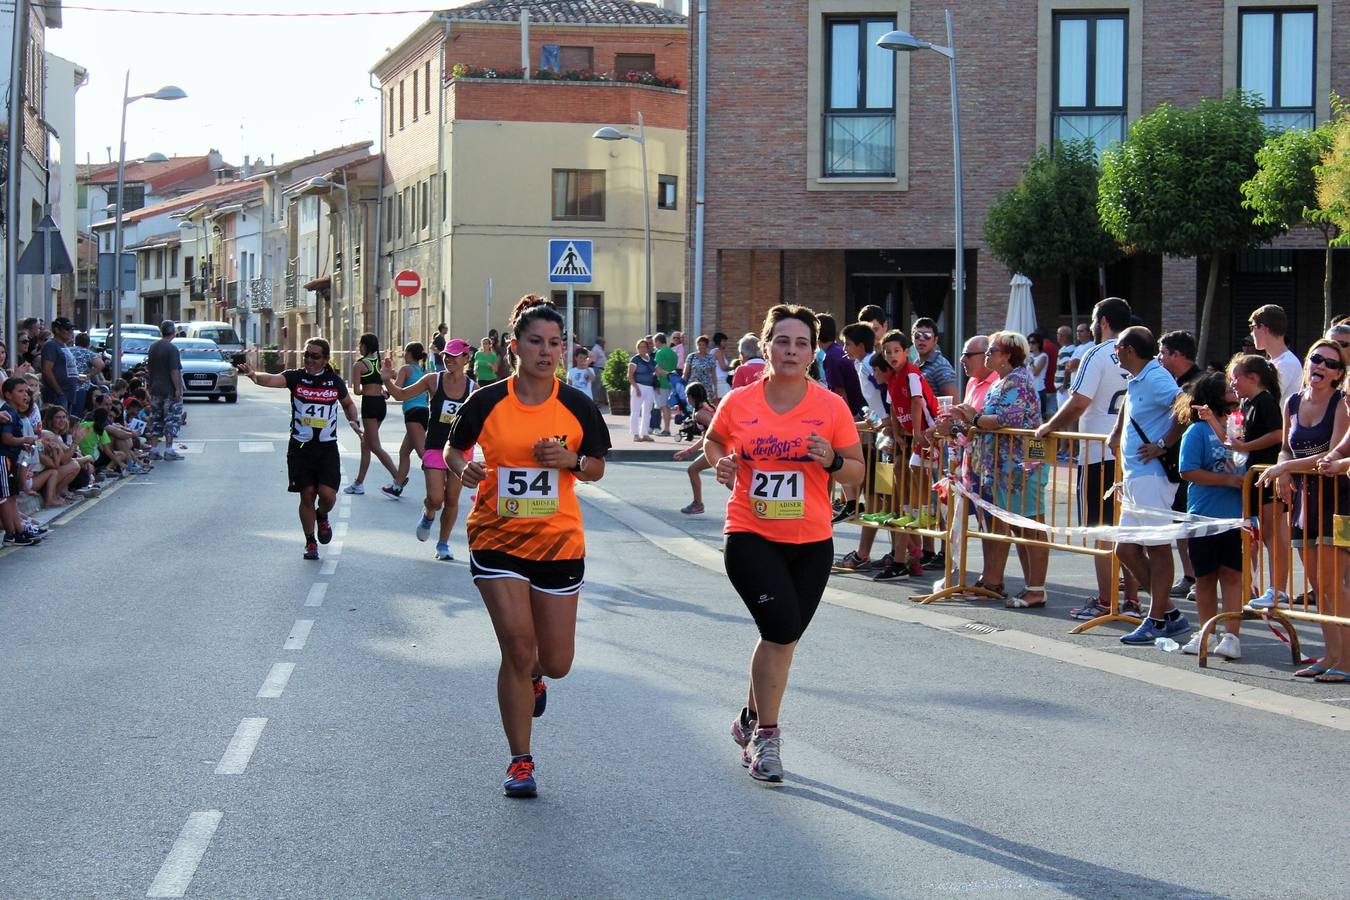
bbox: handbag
[1128,416,1181,484]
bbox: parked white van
[184,321,244,358]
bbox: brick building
[372,0,688,351]
[690,1,1349,362]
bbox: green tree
[1316,103,1350,324]
[1098,93,1279,362]
[984,140,1119,327]
[1243,121,1336,328]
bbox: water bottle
[1226,415,1248,469]
[1155,637,1180,652]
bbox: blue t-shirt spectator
[0,402,24,461]
[823,342,864,416]
[918,349,958,398]
[1178,422,1243,519]
[1121,358,1180,479]
[41,337,79,403]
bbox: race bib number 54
[498,467,560,518]
[750,469,804,519]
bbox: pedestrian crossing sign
[548,239,593,284]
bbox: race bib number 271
[750,468,804,519]
[498,467,560,518]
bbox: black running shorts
[287,439,341,493]
[403,406,429,427]
[360,395,388,423]
[723,531,833,645]
[469,548,585,596]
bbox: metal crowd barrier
[1194,465,1348,668]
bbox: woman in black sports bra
[346,332,400,495]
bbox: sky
[45,1,471,168]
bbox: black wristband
[823,451,845,473]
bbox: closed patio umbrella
[1004,273,1037,338]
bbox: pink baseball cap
[444,338,472,356]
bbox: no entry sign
[394,270,422,297]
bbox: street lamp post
[877,11,964,354]
[111,75,187,379]
[593,112,653,340]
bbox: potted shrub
[262,343,283,374]
[601,348,630,415]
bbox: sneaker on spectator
[1120,618,1173,645]
[922,551,947,571]
[872,562,908,582]
[867,552,894,572]
[1249,588,1288,610]
[906,558,925,577]
[1069,598,1110,621]
[831,502,856,524]
[1287,591,1316,609]
[836,550,870,571]
[163,449,184,461]
[1181,633,1214,655]
[1169,576,1195,598]
[148,447,163,460]
[5,531,40,546]
[1121,597,1145,618]
[1185,586,1196,603]
[1213,633,1241,659]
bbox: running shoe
[835,550,870,571]
[316,516,333,545]
[416,514,433,542]
[1169,576,1195,599]
[906,558,925,577]
[680,501,705,515]
[872,562,908,582]
[4,532,40,546]
[748,727,784,784]
[1181,632,1214,655]
[163,449,184,461]
[731,709,757,767]
[343,483,365,495]
[831,502,856,523]
[435,542,453,561]
[1121,597,1145,618]
[380,480,407,499]
[1068,598,1110,621]
[1213,633,1241,660]
[532,677,548,717]
[503,756,537,798]
[922,551,947,572]
[303,541,319,561]
[147,447,163,460]
[1120,614,1190,646]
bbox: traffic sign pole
[567,283,575,358]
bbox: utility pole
[4,0,31,354]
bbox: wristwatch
[570,454,587,474]
[823,451,845,473]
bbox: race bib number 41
[498,467,560,518]
[297,402,333,430]
[750,469,804,519]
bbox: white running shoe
[748,727,784,784]
[1213,633,1241,660]
[1180,633,1214,656]
[1249,588,1287,610]
[344,483,365,495]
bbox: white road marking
[334,521,349,537]
[173,441,205,454]
[256,663,296,699]
[238,441,274,453]
[327,541,343,557]
[337,506,351,520]
[283,619,315,650]
[319,559,338,575]
[145,810,223,897]
[305,583,328,608]
[577,482,1350,734]
[214,718,267,775]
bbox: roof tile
[445,0,686,26]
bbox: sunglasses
[913,332,936,340]
[1337,341,1350,349]
[961,350,983,358]
[304,352,326,361]
[1309,352,1344,370]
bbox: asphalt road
[2,381,1347,899]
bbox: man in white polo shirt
[1111,326,1192,646]
[1249,304,1302,403]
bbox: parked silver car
[119,337,239,402]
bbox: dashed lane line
[283,619,314,651]
[214,718,267,775]
[327,540,343,557]
[319,558,338,575]
[576,482,1350,734]
[145,810,223,898]
[305,583,328,608]
[238,441,274,453]
[256,663,296,699]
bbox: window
[399,80,405,130]
[107,183,146,213]
[388,89,395,136]
[559,46,594,72]
[425,60,432,114]
[658,174,678,210]
[1240,9,1315,131]
[552,169,605,221]
[420,181,429,230]
[170,248,179,278]
[550,291,603,347]
[413,70,419,121]
[396,191,404,238]
[1053,12,1127,156]
[656,292,681,334]
[615,53,657,76]
[142,254,150,279]
[384,197,393,242]
[824,16,896,177]
[185,256,194,286]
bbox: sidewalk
[601,408,693,461]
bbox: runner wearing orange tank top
[702,304,864,784]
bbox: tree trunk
[1068,275,1079,329]
[1325,241,1334,331]
[1195,252,1222,365]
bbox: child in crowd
[567,347,594,393]
[673,382,716,514]
[1179,373,1247,659]
[1215,355,1287,609]
[1,376,42,544]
